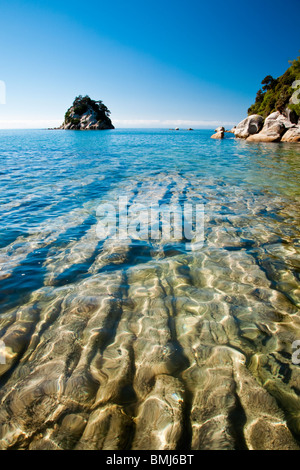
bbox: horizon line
[0,119,237,130]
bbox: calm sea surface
[0,129,300,450]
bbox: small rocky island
[60,95,114,130]
[212,55,300,142]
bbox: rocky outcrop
[233,115,264,139]
[247,55,300,119]
[268,111,297,129]
[60,95,114,130]
[213,62,300,143]
[222,107,300,144]
[281,126,300,142]
[246,110,299,143]
[242,56,300,142]
[211,126,224,139]
[247,115,286,143]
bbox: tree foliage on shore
[248,55,300,118]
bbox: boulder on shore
[247,111,294,143]
[247,120,286,143]
[232,107,299,143]
[234,115,264,138]
[281,126,300,142]
[265,111,295,130]
[211,130,224,139]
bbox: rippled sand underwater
[0,130,300,450]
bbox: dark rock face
[60,95,114,130]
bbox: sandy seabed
[0,170,300,450]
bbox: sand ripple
[0,172,300,450]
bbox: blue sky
[0,0,299,128]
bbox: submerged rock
[60,95,114,130]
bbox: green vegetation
[248,55,300,118]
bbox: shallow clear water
[0,129,300,450]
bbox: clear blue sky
[0,0,299,128]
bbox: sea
[0,128,300,450]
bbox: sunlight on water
[0,129,300,450]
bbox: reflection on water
[0,129,300,450]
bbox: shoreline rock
[212,109,300,143]
[233,115,264,139]
[211,126,225,139]
[247,114,286,142]
[281,127,300,142]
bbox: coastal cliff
[60,95,114,130]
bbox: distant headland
[59,95,114,130]
[212,55,300,142]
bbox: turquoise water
[0,129,300,450]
